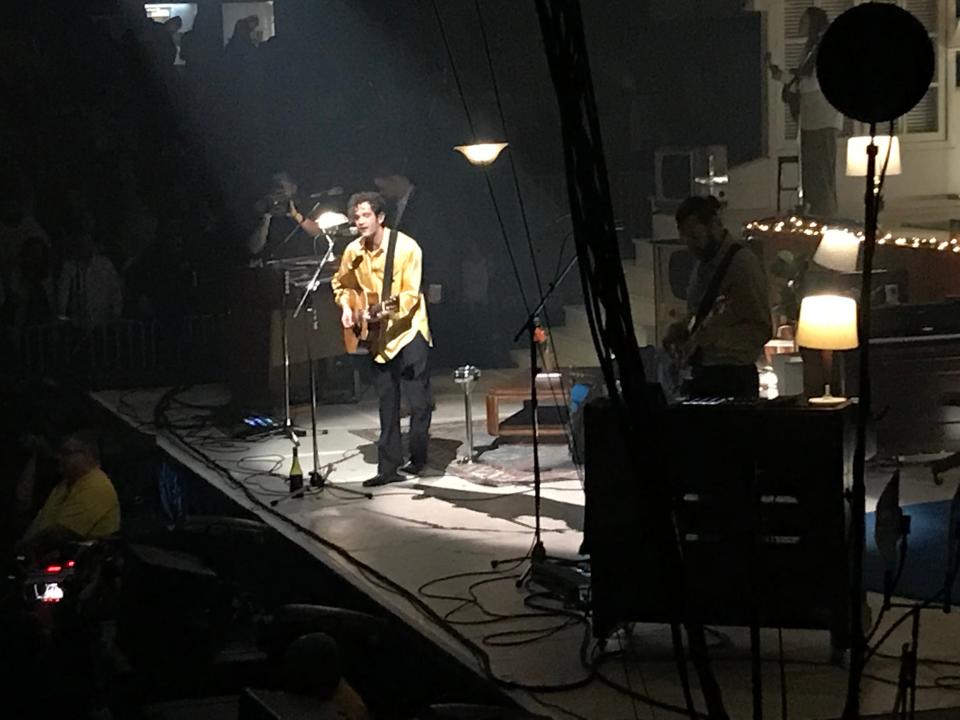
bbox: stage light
[814,227,860,272]
[454,142,508,166]
[796,294,858,405]
[315,211,350,231]
[846,135,901,177]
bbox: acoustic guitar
[341,288,400,354]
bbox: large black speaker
[583,397,684,638]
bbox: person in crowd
[162,15,183,65]
[664,196,771,399]
[374,159,463,367]
[5,236,54,331]
[0,187,49,295]
[16,429,120,559]
[331,192,432,486]
[373,160,450,305]
[57,218,123,329]
[768,6,843,218]
[282,633,369,720]
[225,16,259,63]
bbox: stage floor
[94,371,960,720]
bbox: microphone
[309,186,344,198]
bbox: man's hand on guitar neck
[765,52,787,82]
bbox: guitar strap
[690,243,743,336]
[381,224,400,302]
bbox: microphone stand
[844,121,881,720]
[252,202,323,443]
[492,252,582,585]
[293,231,335,320]
[290,229,372,501]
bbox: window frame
[771,0,947,151]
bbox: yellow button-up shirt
[331,228,431,363]
[24,467,121,542]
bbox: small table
[485,371,573,441]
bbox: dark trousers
[801,127,838,219]
[371,333,432,475]
[684,364,759,400]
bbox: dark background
[0,0,764,366]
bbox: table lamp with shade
[314,211,350,232]
[814,227,860,272]
[846,135,901,178]
[795,294,859,405]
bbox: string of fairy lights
[744,215,960,253]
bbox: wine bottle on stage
[288,446,304,494]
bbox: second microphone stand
[492,253,583,586]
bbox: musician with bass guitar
[663,196,772,400]
[331,192,432,487]
[767,6,842,219]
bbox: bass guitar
[341,288,400,354]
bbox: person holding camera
[246,172,326,259]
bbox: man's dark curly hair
[675,195,722,225]
[347,191,386,218]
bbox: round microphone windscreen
[816,3,934,124]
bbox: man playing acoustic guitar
[331,192,432,487]
[663,196,771,400]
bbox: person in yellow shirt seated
[16,429,120,558]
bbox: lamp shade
[813,227,860,272]
[454,142,508,166]
[315,211,350,230]
[796,294,859,350]
[846,135,901,176]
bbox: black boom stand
[492,253,582,587]
[286,230,372,503]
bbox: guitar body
[341,288,399,354]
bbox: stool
[777,154,801,212]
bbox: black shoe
[398,461,425,476]
[362,473,405,487]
